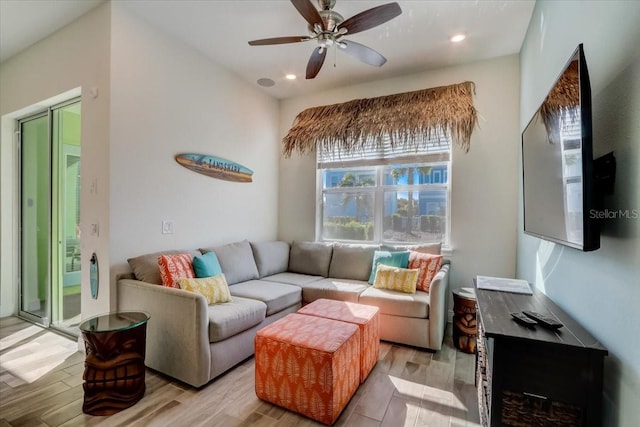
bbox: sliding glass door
[52,101,82,331]
[20,113,51,324]
[19,99,81,336]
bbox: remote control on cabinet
[510,312,537,327]
[522,310,563,329]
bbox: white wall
[108,4,280,286]
[517,2,640,425]
[278,55,521,292]
[0,4,111,318]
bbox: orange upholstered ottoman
[298,299,380,383]
[255,313,360,425]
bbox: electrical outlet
[90,223,99,236]
[162,220,174,235]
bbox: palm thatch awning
[282,81,478,158]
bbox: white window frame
[316,161,451,247]
[315,130,452,247]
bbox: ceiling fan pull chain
[334,44,337,67]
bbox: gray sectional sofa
[117,240,450,388]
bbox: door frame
[17,97,81,334]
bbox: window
[317,135,451,246]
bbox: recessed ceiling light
[451,34,466,43]
[285,74,297,80]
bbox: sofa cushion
[372,265,419,294]
[178,275,231,305]
[158,253,195,288]
[207,296,267,343]
[128,249,200,285]
[368,251,410,284]
[328,243,378,281]
[358,287,430,319]
[192,252,222,278]
[228,280,301,316]
[261,272,325,287]
[298,278,369,304]
[408,252,443,293]
[201,240,259,285]
[251,241,290,278]
[288,241,333,277]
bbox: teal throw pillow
[193,252,222,278]
[368,251,410,284]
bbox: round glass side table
[79,311,150,415]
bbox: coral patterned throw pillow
[158,253,195,288]
[408,251,443,293]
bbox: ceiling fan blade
[306,47,327,79]
[341,40,387,67]
[248,36,311,46]
[291,0,324,29]
[338,2,402,35]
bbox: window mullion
[374,166,384,242]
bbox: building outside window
[317,134,451,246]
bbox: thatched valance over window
[282,81,478,158]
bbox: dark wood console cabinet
[474,281,607,427]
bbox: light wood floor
[0,316,480,427]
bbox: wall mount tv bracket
[594,151,616,197]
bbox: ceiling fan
[248,0,402,79]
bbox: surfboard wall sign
[175,153,254,183]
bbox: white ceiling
[0,0,104,62]
[0,0,535,99]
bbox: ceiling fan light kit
[248,0,402,79]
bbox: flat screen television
[522,44,599,251]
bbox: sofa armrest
[427,263,450,350]
[117,278,211,387]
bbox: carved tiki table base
[79,311,149,416]
[453,287,477,354]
